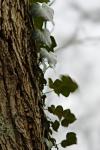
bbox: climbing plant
[29,0,78,149]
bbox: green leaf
[61,109,76,127]
[43,117,50,131]
[48,78,54,89]
[44,36,57,52]
[61,75,78,93]
[49,36,57,51]
[66,132,77,146]
[52,120,60,132]
[54,105,63,120]
[53,79,62,95]
[50,36,57,48]
[48,105,55,114]
[63,109,70,118]
[59,85,70,97]
[48,75,78,97]
[61,140,68,148]
[30,2,54,24]
[50,78,70,96]
[61,118,69,127]
[61,132,77,148]
[63,109,76,123]
[34,17,43,29]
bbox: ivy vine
[29,0,78,149]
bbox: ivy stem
[56,142,61,145]
[43,108,48,111]
[44,90,54,94]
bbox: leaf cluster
[29,0,57,71]
[46,76,78,148]
[29,0,78,149]
[30,2,56,48]
[48,105,76,129]
[47,104,77,148]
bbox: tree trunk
[0,0,46,149]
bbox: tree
[0,0,78,149]
[0,0,46,149]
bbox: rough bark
[0,0,46,149]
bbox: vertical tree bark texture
[0,0,46,149]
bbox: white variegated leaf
[34,29,51,47]
[40,48,57,67]
[30,2,54,25]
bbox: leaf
[63,109,76,123]
[53,79,62,95]
[40,48,57,67]
[61,140,68,148]
[54,105,63,120]
[50,36,57,50]
[47,51,57,67]
[42,29,51,46]
[63,109,70,118]
[30,2,54,25]
[61,118,69,127]
[61,75,78,93]
[34,17,43,29]
[66,132,77,146]
[44,36,57,52]
[43,117,50,131]
[48,78,54,89]
[46,36,57,52]
[48,75,78,97]
[48,105,63,120]
[30,3,40,17]
[61,109,76,127]
[48,105,55,114]
[50,78,70,96]
[61,132,77,148]
[42,3,54,24]
[43,36,57,53]
[52,120,60,132]
[33,29,51,47]
[59,85,70,97]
